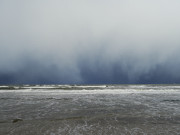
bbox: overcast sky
[0,0,180,84]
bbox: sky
[0,0,180,84]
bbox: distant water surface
[0,85,179,135]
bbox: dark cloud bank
[0,0,180,84]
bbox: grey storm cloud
[0,0,180,84]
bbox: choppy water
[0,85,180,135]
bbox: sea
[0,84,179,135]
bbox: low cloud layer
[0,0,180,84]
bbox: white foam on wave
[0,86,9,88]
[22,86,56,89]
[21,85,107,89]
[0,88,179,95]
[0,89,33,93]
[74,85,107,88]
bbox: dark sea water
[0,85,180,135]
